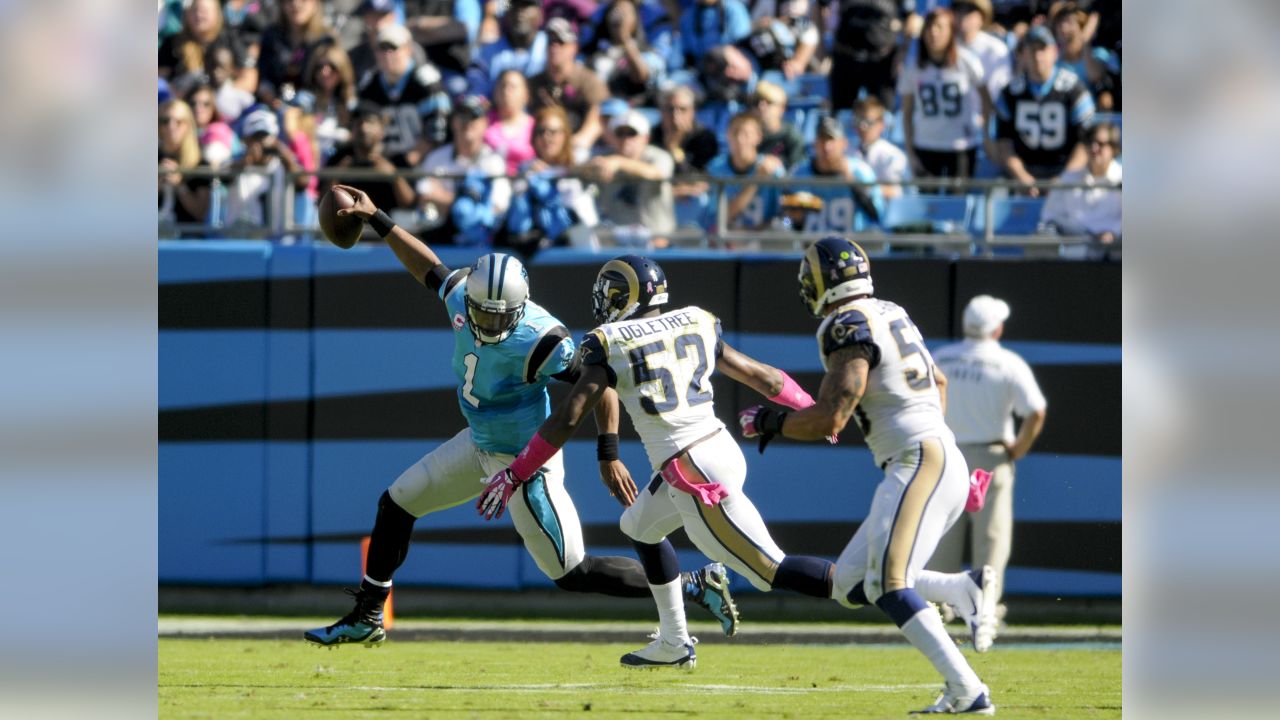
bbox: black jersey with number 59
[995,67,1096,178]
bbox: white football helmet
[464,253,529,344]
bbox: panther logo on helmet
[798,236,874,318]
[592,255,669,324]
[464,253,530,343]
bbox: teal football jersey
[440,274,576,454]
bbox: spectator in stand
[899,9,993,182]
[282,94,322,223]
[752,80,806,172]
[1049,1,1119,111]
[582,1,679,72]
[704,111,784,231]
[680,0,752,69]
[791,115,883,232]
[1039,120,1121,258]
[992,26,1095,192]
[159,0,259,95]
[741,0,821,79]
[225,108,308,228]
[497,105,601,257]
[258,0,336,96]
[347,0,430,83]
[528,18,609,161]
[416,95,511,245]
[955,0,1012,97]
[222,0,273,51]
[402,0,482,77]
[586,0,667,107]
[586,109,676,240]
[324,100,418,220]
[468,0,548,98]
[829,0,910,110]
[652,86,719,175]
[158,99,213,232]
[357,24,451,167]
[852,96,910,199]
[485,69,537,176]
[301,43,358,164]
[184,82,237,169]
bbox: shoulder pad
[577,330,616,387]
[821,308,878,364]
[415,63,442,88]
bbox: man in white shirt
[1040,121,1122,259]
[928,295,1047,621]
[852,97,910,200]
[955,0,1011,97]
[416,95,511,245]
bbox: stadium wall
[159,242,1120,597]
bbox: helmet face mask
[798,236,873,318]
[465,253,529,343]
[592,255,668,324]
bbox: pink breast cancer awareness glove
[477,468,521,521]
[661,460,729,507]
[966,468,993,513]
[737,405,764,439]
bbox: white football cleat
[911,682,996,715]
[620,634,697,670]
[952,565,998,653]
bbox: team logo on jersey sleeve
[453,312,466,330]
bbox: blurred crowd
[158,0,1121,256]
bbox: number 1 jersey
[580,306,724,471]
[817,297,953,467]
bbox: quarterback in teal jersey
[304,186,739,648]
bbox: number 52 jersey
[580,306,724,471]
[817,297,954,468]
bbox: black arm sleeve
[424,264,453,293]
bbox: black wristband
[757,408,788,436]
[596,433,620,462]
[368,209,396,238]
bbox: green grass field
[159,635,1120,719]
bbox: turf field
[159,633,1121,718]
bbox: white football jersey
[580,306,725,470]
[816,297,953,467]
[896,47,986,151]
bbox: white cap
[241,108,279,138]
[609,109,650,137]
[377,23,412,48]
[962,294,1010,337]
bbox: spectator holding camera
[225,108,308,228]
[586,0,667,106]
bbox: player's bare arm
[782,346,871,441]
[333,184,448,287]
[540,363,612,448]
[716,342,785,397]
[593,386,638,506]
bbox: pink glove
[477,468,521,520]
[661,460,729,507]
[966,469,993,513]
[737,405,764,439]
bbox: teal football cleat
[304,588,387,648]
[683,562,740,637]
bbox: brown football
[317,187,364,248]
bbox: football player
[478,255,841,669]
[737,236,997,714]
[304,187,738,648]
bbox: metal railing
[158,166,1120,258]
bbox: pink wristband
[510,433,559,481]
[769,372,815,410]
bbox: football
[317,187,364,249]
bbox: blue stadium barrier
[970,196,1046,236]
[881,194,973,234]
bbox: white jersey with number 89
[816,297,953,467]
[580,306,725,471]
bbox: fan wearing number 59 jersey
[480,254,844,670]
[737,236,998,715]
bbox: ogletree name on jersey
[615,311,697,342]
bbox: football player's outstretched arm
[333,184,452,289]
[780,346,871,441]
[593,386,638,506]
[540,363,612,448]
[716,342,786,398]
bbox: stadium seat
[969,196,1046,236]
[880,195,972,234]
